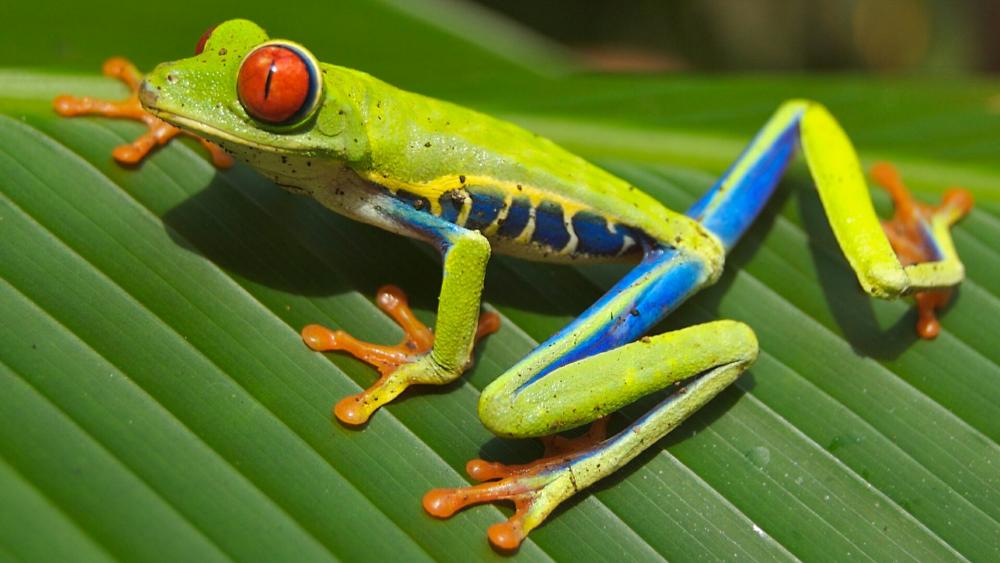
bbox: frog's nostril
[138,80,159,108]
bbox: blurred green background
[8,0,997,75]
[474,0,997,73]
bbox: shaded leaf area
[1,4,999,558]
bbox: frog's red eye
[237,43,321,125]
[194,25,217,55]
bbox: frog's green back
[335,65,717,261]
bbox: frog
[53,19,973,550]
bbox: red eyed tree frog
[54,20,973,550]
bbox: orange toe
[304,285,499,424]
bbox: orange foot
[871,162,973,339]
[53,57,233,168]
[424,417,610,551]
[302,285,500,424]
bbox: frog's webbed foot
[424,442,596,550]
[422,417,609,551]
[871,162,973,339]
[302,285,500,425]
[53,57,233,168]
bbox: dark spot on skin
[516,184,523,191]
[641,336,652,343]
[166,74,176,83]
[281,156,288,164]
[459,175,466,184]
[306,161,312,167]
[377,101,382,108]
[424,142,431,148]
[630,309,640,317]
[218,47,227,56]
[354,138,359,143]
[338,109,345,115]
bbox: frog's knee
[859,262,910,298]
[477,377,535,438]
[707,319,759,364]
[779,98,820,115]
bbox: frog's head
[139,19,362,162]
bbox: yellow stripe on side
[360,171,592,219]
[799,102,909,298]
[482,194,513,237]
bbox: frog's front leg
[302,198,499,424]
[424,246,754,549]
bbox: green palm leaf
[2,2,998,560]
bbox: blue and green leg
[301,197,500,425]
[421,100,972,549]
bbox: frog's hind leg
[425,318,757,550]
[691,100,972,337]
[53,57,233,168]
[423,243,746,549]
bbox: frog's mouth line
[149,108,297,155]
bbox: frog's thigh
[480,319,758,439]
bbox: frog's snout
[138,80,159,110]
